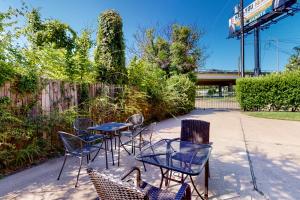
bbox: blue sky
[1,0,300,72]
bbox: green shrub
[236,71,300,111]
[127,58,196,120]
[165,74,196,114]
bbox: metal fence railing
[195,86,240,110]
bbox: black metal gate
[195,86,240,110]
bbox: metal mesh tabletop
[136,139,212,176]
[88,122,132,132]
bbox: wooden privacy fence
[0,80,122,115]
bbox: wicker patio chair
[57,131,105,187]
[87,166,191,200]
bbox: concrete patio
[0,109,300,200]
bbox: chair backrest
[58,131,83,153]
[126,114,144,128]
[180,119,210,144]
[73,118,93,135]
[87,168,148,200]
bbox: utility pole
[240,0,245,77]
[254,27,261,76]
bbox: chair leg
[133,139,136,155]
[75,157,83,187]
[57,155,67,180]
[131,137,134,154]
[208,159,210,178]
[91,141,104,162]
[139,133,142,152]
[142,162,147,172]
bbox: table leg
[110,138,114,165]
[205,161,209,200]
[118,135,121,167]
[189,175,205,200]
[105,140,108,169]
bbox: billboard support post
[254,27,261,76]
[240,0,245,77]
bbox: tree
[95,10,126,85]
[24,9,77,52]
[0,8,20,86]
[286,46,300,71]
[73,29,94,82]
[132,24,204,76]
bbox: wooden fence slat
[0,80,122,115]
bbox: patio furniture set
[57,114,212,200]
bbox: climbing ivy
[95,10,127,85]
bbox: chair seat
[120,130,134,137]
[140,182,176,200]
[68,143,102,156]
[79,134,106,142]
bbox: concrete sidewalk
[0,110,299,199]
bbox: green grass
[245,112,300,121]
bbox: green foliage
[0,102,77,174]
[285,46,300,71]
[14,71,39,94]
[24,9,76,52]
[165,75,196,114]
[128,58,166,102]
[22,9,94,83]
[0,9,19,86]
[72,30,94,82]
[133,24,203,76]
[22,45,69,80]
[95,10,126,84]
[127,58,196,119]
[236,71,300,111]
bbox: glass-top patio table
[88,122,132,168]
[136,138,212,200]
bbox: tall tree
[132,24,204,76]
[23,9,81,81]
[286,46,300,71]
[73,29,94,82]
[95,10,126,84]
[24,9,77,52]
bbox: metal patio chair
[167,119,211,187]
[87,166,192,200]
[120,114,144,153]
[57,131,106,187]
[74,118,104,142]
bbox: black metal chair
[87,166,192,200]
[180,119,210,145]
[57,131,106,187]
[120,114,144,153]
[74,118,104,142]
[167,119,211,189]
[122,122,156,155]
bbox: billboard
[229,0,297,35]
